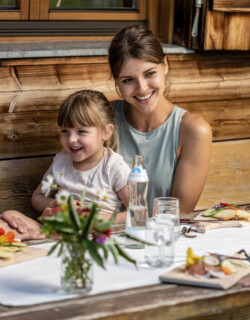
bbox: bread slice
[213,208,250,221]
[235,209,250,220]
[213,209,237,221]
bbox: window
[0,0,147,40]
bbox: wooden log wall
[0,52,249,218]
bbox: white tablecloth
[1,226,250,307]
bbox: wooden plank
[196,139,250,210]
[147,0,160,35]
[223,14,250,50]
[158,0,175,43]
[0,111,62,159]
[212,0,250,13]
[0,67,21,91]
[39,0,49,20]
[0,35,113,43]
[205,11,250,50]
[179,99,250,140]
[0,281,249,320]
[0,56,109,67]
[0,156,53,220]
[0,12,21,20]
[29,0,40,20]
[20,0,30,20]
[204,10,225,50]
[0,54,249,105]
[1,63,112,91]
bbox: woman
[1,25,212,238]
[108,25,212,215]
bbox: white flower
[55,189,70,205]
[41,175,55,197]
[95,190,109,201]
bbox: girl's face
[60,125,105,170]
[115,57,168,114]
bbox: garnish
[185,247,238,278]
[0,228,27,259]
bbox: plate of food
[189,203,250,232]
[159,247,250,290]
[199,203,250,221]
[0,228,48,267]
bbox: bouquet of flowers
[40,175,144,293]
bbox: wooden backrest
[0,53,249,218]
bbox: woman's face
[115,57,168,114]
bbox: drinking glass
[153,197,180,241]
[144,217,174,267]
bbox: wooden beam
[212,0,250,13]
[223,14,250,50]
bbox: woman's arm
[171,113,212,214]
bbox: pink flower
[96,235,106,245]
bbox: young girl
[108,25,212,215]
[2,90,130,236]
[32,89,130,221]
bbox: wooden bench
[0,52,249,219]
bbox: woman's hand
[0,211,45,240]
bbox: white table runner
[1,226,250,307]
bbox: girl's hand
[40,200,58,217]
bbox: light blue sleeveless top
[113,100,186,216]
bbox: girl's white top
[43,148,130,214]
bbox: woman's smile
[134,91,155,103]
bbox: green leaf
[95,220,112,232]
[80,189,87,206]
[106,244,119,264]
[85,239,105,269]
[48,242,60,256]
[101,244,109,260]
[57,242,64,257]
[82,203,98,238]
[109,207,118,226]
[122,233,154,246]
[68,195,81,230]
[114,240,137,268]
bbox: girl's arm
[171,113,212,214]
[96,185,129,223]
[31,183,56,214]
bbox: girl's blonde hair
[57,90,117,151]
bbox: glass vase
[61,243,94,294]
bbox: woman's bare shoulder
[181,112,212,139]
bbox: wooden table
[0,272,249,320]
[1,219,250,320]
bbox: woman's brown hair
[57,90,118,151]
[108,24,166,80]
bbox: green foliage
[40,193,140,269]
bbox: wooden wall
[0,52,249,218]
